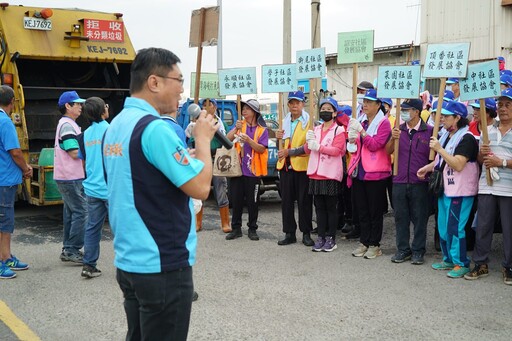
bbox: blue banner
[377,66,421,99]
[296,48,326,79]
[218,67,257,96]
[459,60,500,101]
[261,64,297,93]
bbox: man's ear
[146,75,160,93]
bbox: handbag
[213,146,242,177]
[428,161,446,197]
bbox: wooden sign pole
[479,99,493,186]
[193,8,206,104]
[309,79,315,127]
[352,63,358,118]
[430,77,447,160]
[393,98,401,175]
[278,93,284,150]
[237,95,242,119]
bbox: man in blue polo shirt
[103,48,217,340]
[0,85,32,279]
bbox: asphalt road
[0,193,510,341]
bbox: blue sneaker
[321,236,337,252]
[5,255,29,271]
[312,237,325,252]
[0,262,16,279]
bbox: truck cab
[0,4,135,205]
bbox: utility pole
[217,0,223,70]
[311,0,321,115]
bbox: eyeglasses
[156,75,184,85]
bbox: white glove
[192,199,203,214]
[308,140,320,151]
[348,130,358,140]
[490,167,500,181]
[306,130,316,142]
[348,118,364,133]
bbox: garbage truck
[0,3,135,205]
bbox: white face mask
[400,110,412,122]
[357,94,365,105]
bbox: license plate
[23,17,52,31]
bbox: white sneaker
[364,246,382,259]
[352,243,368,257]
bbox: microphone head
[187,103,202,120]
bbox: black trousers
[116,266,193,341]
[279,169,313,234]
[315,194,338,239]
[352,178,387,246]
[230,176,260,230]
[337,173,353,226]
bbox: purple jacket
[393,120,433,184]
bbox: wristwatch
[503,159,507,169]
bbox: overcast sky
[11,0,421,99]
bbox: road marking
[0,300,40,341]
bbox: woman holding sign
[304,97,346,252]
[346,89,392,260]
[417,101,479,278]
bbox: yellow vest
[235,121,268,177]
[277,119,310,171]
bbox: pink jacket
[305,123,346,181]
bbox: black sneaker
[503,267,512,286]
[81,265,102,279]
[61,251,83,264]
[391,251,412,263]
[302,233,314,247]
[411,252,425,265]
[278,233,297,246]
[248,229,259,241]
[340,228,360,240]
[226,228,242,240]
[340,223,353,234]
[464,264,489,280]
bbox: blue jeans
[212,175,229,208]
[116,267,193,341]
[0,185,17,233]
[83,196,108,267]
[56,180,87,254]
[392,183,429,254]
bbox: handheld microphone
[187,103,233,150]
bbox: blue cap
[443,101,468,118]
[319,97,338,112]
[469,98,497,111]
[411,60,420,66]
[498,56,505,62]
[337,105,352,117]
[500,74,512,87]
[431,100,450,114]
[288,91,305,102]
[500,69,512,77]
[499,87,512,101]
[200,98,218,107]
[443,90,455,101]
[401,98,423,112]
[380,98,393,107]
[363,89,380,102]
[58,91,85,107]
[446,78,459,85]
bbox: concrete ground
[0,193,510,340]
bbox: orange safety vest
[235,121,268,176]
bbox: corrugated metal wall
[420,0,512,63]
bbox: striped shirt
[478,122,512,197]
